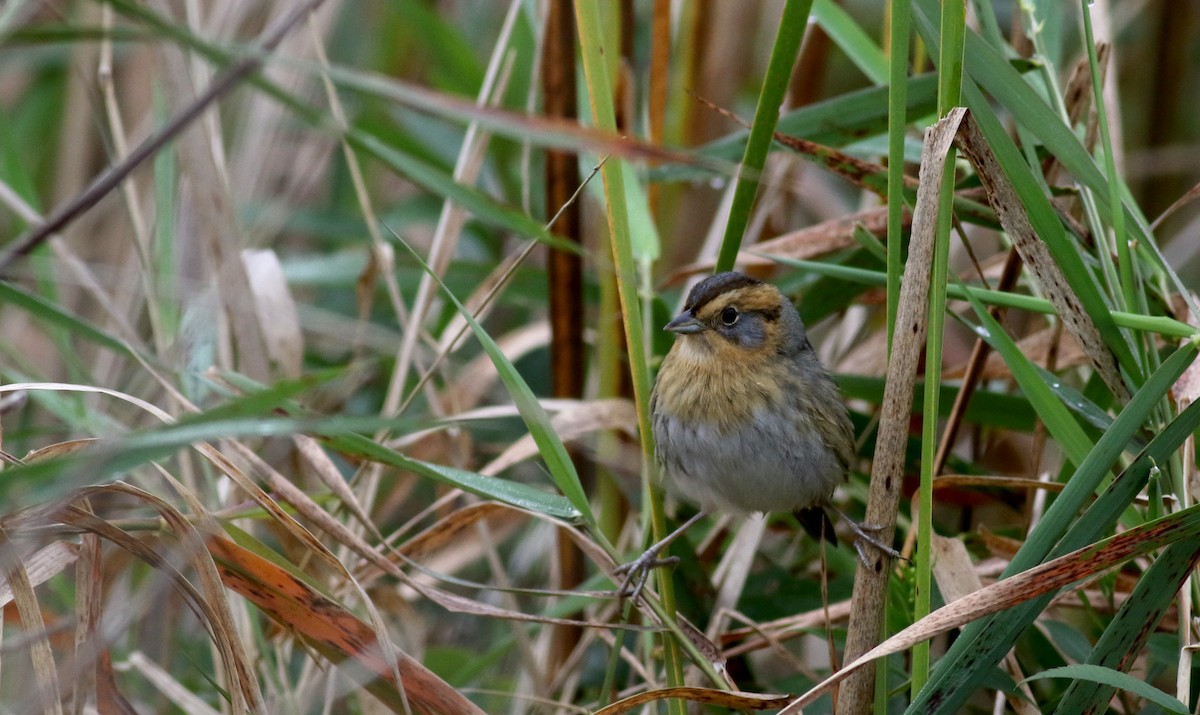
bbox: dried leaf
[932,536,1040,715]
[0,527,65,715]
[783,504,1200,712]
[242,249,303,378]
[954,111,1129,401]
[593,686,791,715]
[0,540,79,609]
[481,398,636,475]
[206,534,486,715]
[23,438,98,463]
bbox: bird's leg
[831,507,903,567]
[613,511,707,603]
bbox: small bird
[616,271,895,598]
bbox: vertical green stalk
[714,0,814,273]
[573,2,685,705]
[912,0,965,696]
[1080,2,1136,323]
[886,0,911,352]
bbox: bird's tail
[794,506,838,547]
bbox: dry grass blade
[124,651,222,715]
[955,110,1130,401]
[73,482,267,713]
[839,106,966,712]
[0,527,64,715]
[1151,180,1200,232]
[592,686,792,715]
[784,504,1200,712]
[292,434,381,540]
[0,0,331,273]
[205,534,485,715]
[481,398,635,475]
[932,474,1066,494]
[0,540,79,609]
[242,249,303,378]
[223,448,619,628]
[670,204,907,278]
[931,536,1039,715]
[71,531,100,715]
[48,505,247,710]
[386,503,519,565]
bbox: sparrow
[616,271,896,599]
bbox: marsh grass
[0,2,1198,713]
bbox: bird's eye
[720,306,739,326]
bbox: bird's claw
[849,520,904,568]
[613,549,679,603]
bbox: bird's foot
[611,511,707,603]
[848,519,903,567]
[613,547,679,603]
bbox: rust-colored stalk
[542,0,586,676]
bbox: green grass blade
[913,2,965,692]
[715,0,814,273]
[1080,2,1135,315]
[813,0,888,85]
[885,0,912,350]
[327,433,582,520]
[573,0,699,701]
[960,283,1093,467]
[911,0,1144,388]
[766,255,1197,339]
[0,281,138,359]
[1053,535,1200,713]
[908,341,1200,713]
[389,234,593,525]
[1032,664,1188,715]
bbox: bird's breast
[653,344,787,435]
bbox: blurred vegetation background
[0,1,1198,713]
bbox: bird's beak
[664,311,704,334]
